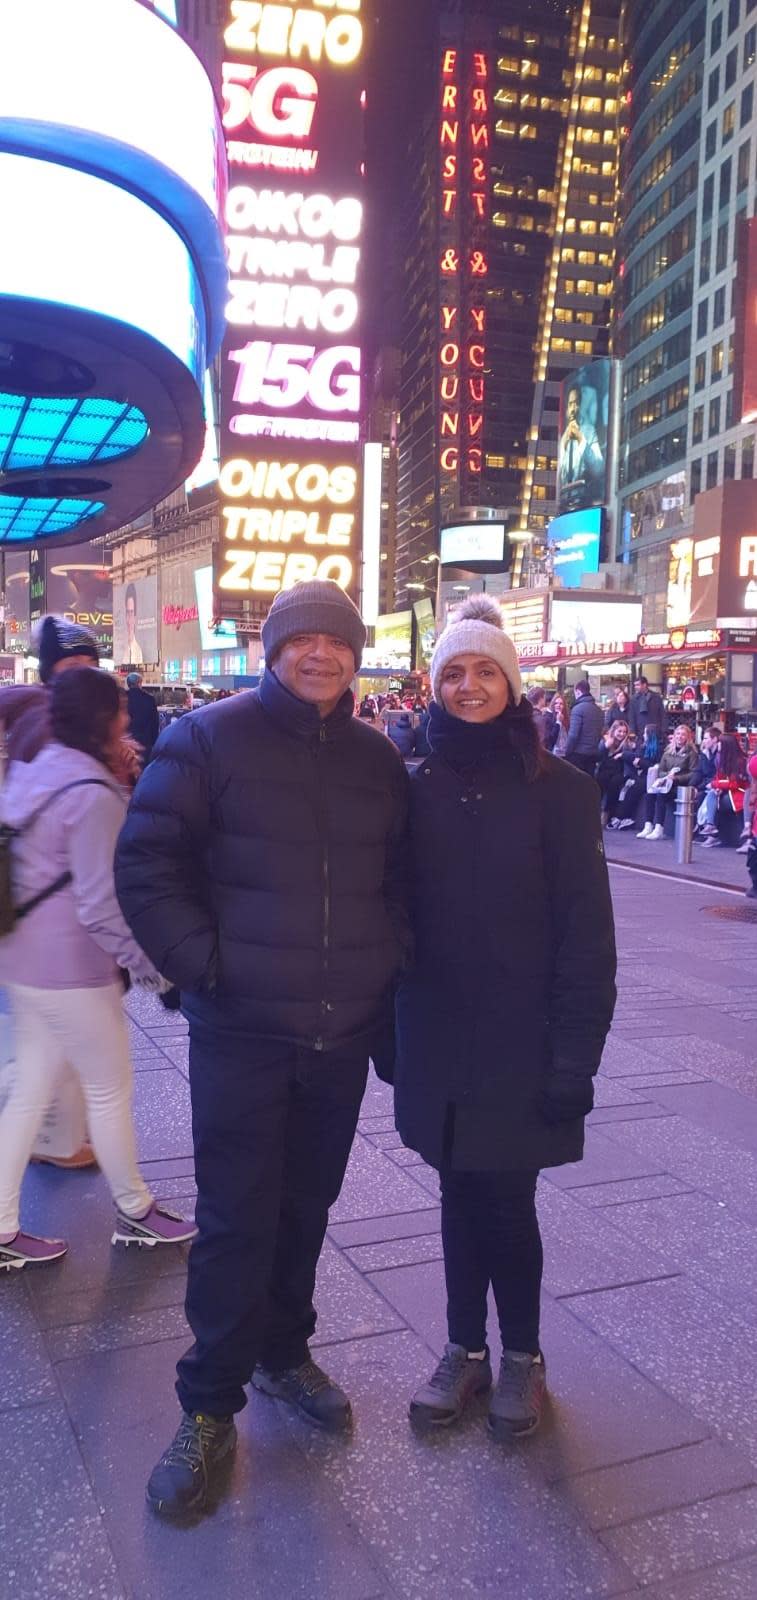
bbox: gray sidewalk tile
[637,1080,757,1156]
[1,1402,126,1600]
[592,1191,757,1311]
[32,1269,187,1334]
[597,1117,757,1224]
[0,1276,57,1411]
[570,1175,693,1208]
[344,1232,444,1274]
[588,1103,677,1124]
[55,1338,388,1600]
[537,1183,674,1297]
[562,1276,757,1466]
[640,1552,757,1598]
[287,1329,636,1600]
[562,1439,756,1530]
[361,1258,707,1478]
[329,1136,438,1223]
[48,1300,190,1362]
[308,1241,407,1347]
[543,1127,669,1190]
[328,1207,441,1249]
[599,1485,757,1586]
[132,1069,194,1161]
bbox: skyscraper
[393,0,622,608]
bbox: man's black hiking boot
[252,1357,352,1433]
[146,1411,237,1519]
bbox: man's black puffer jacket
[115,671,411,1049]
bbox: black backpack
[0,778,112,937]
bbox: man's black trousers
[176,1031,369,1418]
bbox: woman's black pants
[439,1167,543,1355]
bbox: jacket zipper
[314,723,330,1050]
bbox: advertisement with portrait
[4,552,30,652]
[44,544,113,656]
[413,597,436,670]
[557,359,610,514]
[666,537,693,628]
[112,576,159,667]
[217,0,366,611]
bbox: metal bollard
[674,785,696,864]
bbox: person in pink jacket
[745,754,757,900]
[0,668,196,1270]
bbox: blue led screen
[0,497,105,541]
[0,394,148,473]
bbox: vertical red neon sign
[439,47,461,474]
[465,50,489,487]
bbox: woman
[595,720,630,824]
[548,693,569,757]
[698,733,747,847]
[604,686,630,729]
[610,725,660,829]
[394,597,616,1440]
[637,722,697,841]
[0,669,196,1270]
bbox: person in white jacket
[0,668,196,1271]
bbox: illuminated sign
[638,629,722,651]
[440,523,505,566]
[666,537,693,629]
[437,43,491,496]
[219,0,364,604]
[548,508,602,588]
[551,598,643,648]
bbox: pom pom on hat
[430,593,522,705]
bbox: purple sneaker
[111,1204,197,1249]
[0,1231,68,1271]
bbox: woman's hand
[109,736,143,788]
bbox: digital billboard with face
[557,360,610,516]
[113,576,159,667]
[218,1,365,609]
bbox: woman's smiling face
[439,654,510,723]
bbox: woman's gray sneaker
[488,1351,546,1440]
[409,1343,492,1429]
[146,1411,237,1519]
[252,1358,352,1432]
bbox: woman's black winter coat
[394,746,617,1172]
[115,671,411,1050]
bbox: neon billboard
[219,0,365,606]
[437,44,491,499]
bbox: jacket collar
[258,667,355,741]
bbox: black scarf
[427,701,520,775]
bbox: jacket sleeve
[114,713,218,994]
[544,773,617,1086]
[565,702,581,756]
[66,787,158,981]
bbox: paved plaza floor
[2,861,757,1600]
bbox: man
[123,584,144,665]
[565,679,604,777]
[0,615,99,767]
[558,385,603,511]
[629,676,668,740]
[526,686,556,749]
[115,581,410,1521]
[125,672,160,765]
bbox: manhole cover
[702,903,757,923]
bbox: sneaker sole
[487,1411,542,1442]
[111,1229,197,1248]
[251,1373,352,1434]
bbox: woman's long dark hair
[505,694,545,783]
[717,733,746,780]
[50,668,123,768]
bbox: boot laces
[292,1359,332,1398]
[498,1354,535,1401]
[162,1413,218,1472]
[429,1346,469,1394]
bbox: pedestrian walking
[526,686,556,748]
[393,596,616,1440]
[0,669,195,1271]
[629,676,668,740]
[125,671,160,765]
[564,679,605,776]
[115,580,411,1520]
[744,755,757,898]
[0,614,99,767]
